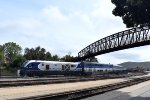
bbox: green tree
[39,48,46,60]
[60,54,75,62]
[3,42,22,65]
[0,45,4,72]
[85,57,98,62]
[111,0,150,28]
[24,48,31,60]
[24,46,53,60]
[11,55,26,68]
[52,54,60,61]
[0,45,4,62]
[45,52,52,60]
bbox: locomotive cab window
[71,65,75,67]
[46,65,49,70]
[28,63,33,68]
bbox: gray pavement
[82,80,150,100]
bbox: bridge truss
[78,27,150,60]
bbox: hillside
[119,61,150,70]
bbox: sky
[0,0,150,64]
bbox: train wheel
[20,73,27,78]
[28,73,33,77]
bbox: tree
[60,55,75,62]
[45,52,52,60]
[24,46,44,60]
[39,48,46,60]
[24,46,53,61]
[60,52,76,62]
[11,55,26,68]
[0,45,4,62]
[24,48,32,60]
[3,42,22,65]
[111,0,150,28]
[85,57,98,62]
[52,54,60,61]
[0,45,4,74]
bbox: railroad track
[0,73,146,88]
[0,75,131,88]
[0,77,93,88]
[16,76,150,100]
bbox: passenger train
[18,60,127,77]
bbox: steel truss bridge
[78,27,150,60]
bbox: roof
[28,60,79,64]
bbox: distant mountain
[119,61,150,70]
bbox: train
[17,60,127,77]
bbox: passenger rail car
[18,60,127,77]
[79,62,114,75]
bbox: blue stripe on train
[77,66,113,68]
[77,64,113,68]
[77,62,113,68]
[84,66,113,68]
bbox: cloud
[97,45,150,64]
[109,51,141,61]
[91,0,114,18]
[0,0,150,64]
[0,18,41,30]
[41,6,69,22]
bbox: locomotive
[18,60,127,77]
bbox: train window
[71,65,75,67]
[46,65,49,70]
[27,63,33,68]
[31,63,34,67]
[62,65,65,70]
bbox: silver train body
[18,60,127,77]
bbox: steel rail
[0,74,139,88]
[17,76,150,100]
